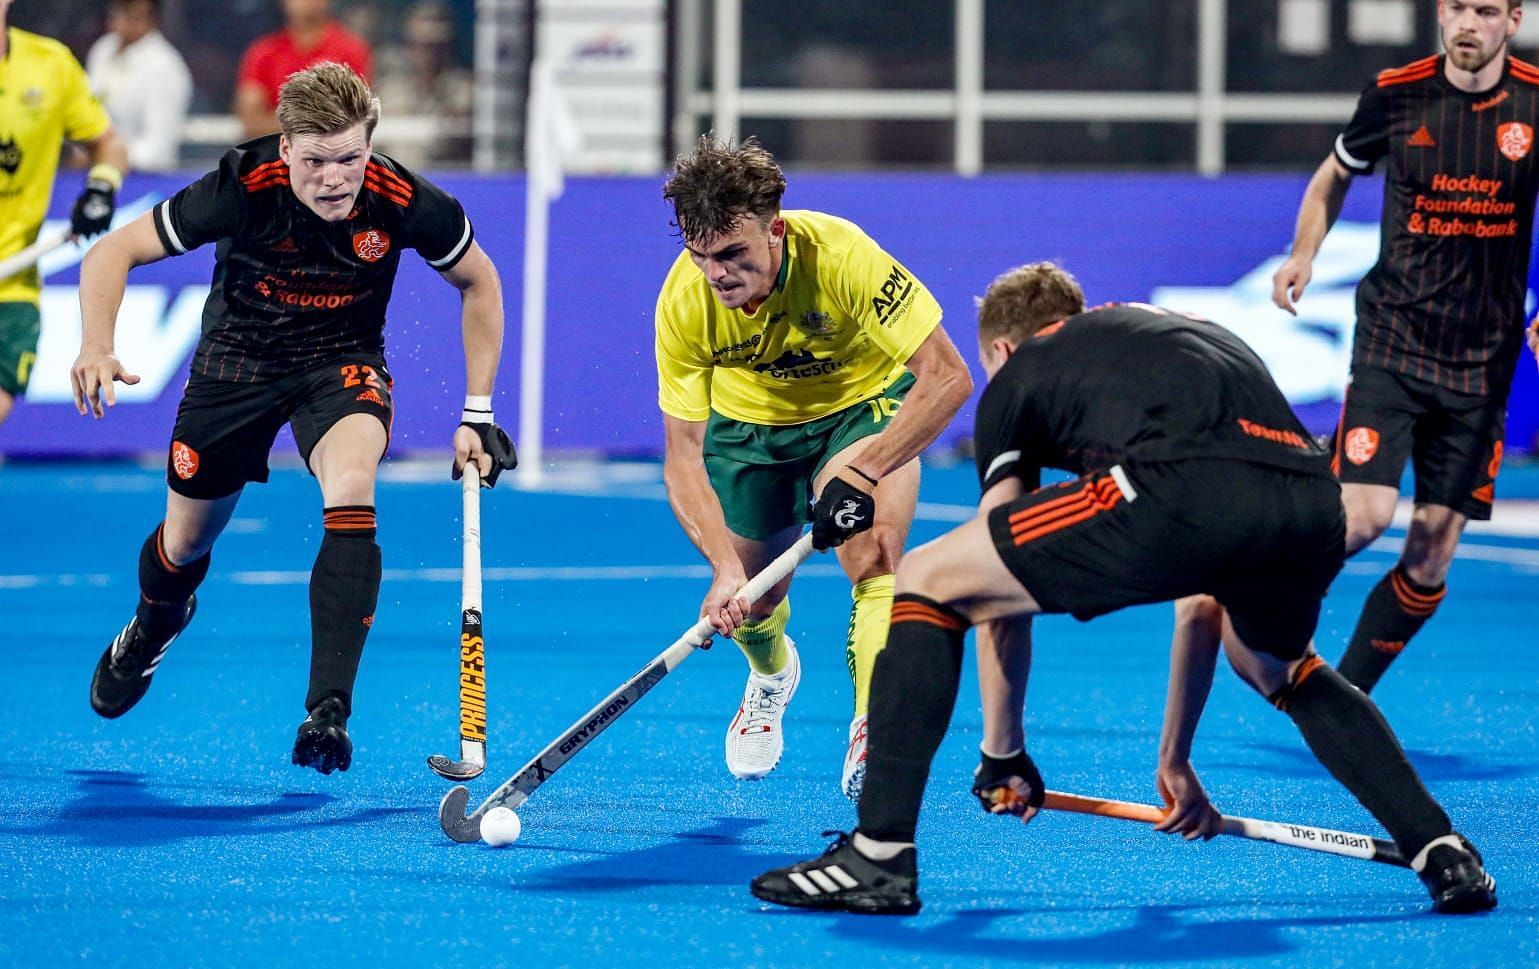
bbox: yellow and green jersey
[0,27,111,303]
[655,209,943,425]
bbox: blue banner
[5,170,1536,460]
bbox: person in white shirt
[85,0,191,171]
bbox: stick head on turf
[427,753,485,781]
[439,785,483,843]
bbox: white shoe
[842,714,868,801]
[725,636,801,779]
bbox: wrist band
[87,164,124,191]
[847,465,879,487]
[462,395,493,424]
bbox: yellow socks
[847,574,895,717]
[733,596,791,676]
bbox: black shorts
[1333,365,1506,520]
[987,459,1345,660]
[166,355,394,500]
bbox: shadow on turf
[12,770,415,846]
[797,901,1425,964]
[513,816,774,891]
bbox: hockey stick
[1041,790,1408,867]
[0,228,72,283]
[439,531,817,842]
[427,469,487,780]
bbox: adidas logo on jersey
[1407,125,1437,148]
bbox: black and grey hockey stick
[427,469,487,780]
[439,532,816,842]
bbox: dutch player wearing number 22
[751,265,1495,917]
[68,62,514,775]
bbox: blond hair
[276,62,382,141]
[662,135,787,242]
[976,262,1087,344]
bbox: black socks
[305,506,381,715]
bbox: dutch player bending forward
[70,63,512,775]
[751,263,1496,916]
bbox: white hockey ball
[480,806,522,847]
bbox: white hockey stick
[0,228,72,283]
[439,532,817,842]
[428,469,488,780]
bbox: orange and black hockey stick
[1041,790,1408,866]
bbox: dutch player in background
[69,62,512,776]
[0,0,127,432]
[655,135,972,799]
[1178,0,1539,693]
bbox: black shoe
[750,830,920,915]
[1417,834,1497,914]
[90,596,197,719]
[291,696,352,775]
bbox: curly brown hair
[662,135,787,242]
[976,262,1086,344]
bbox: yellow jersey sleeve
[828,226,942,366]
[61,48,112,144]
[655,260,716,422]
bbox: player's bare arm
[964,474,1043,822]
[1272,155,1353,315]
[826,326,972,491]
[439,241,505,478]
[662,413,750,637]
[1154,610,1224,840]
[71,212,171,418]
[1527,316,1539,364]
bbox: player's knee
[1174,594,1223,632]
[892,542,947,600]
[1344,501,1394,553]
[838,522,903,579]
[321,465,379,506]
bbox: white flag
[526,57,582,200]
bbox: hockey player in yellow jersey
[655,135,972,799]
[0,1,127,430]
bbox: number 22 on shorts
[339,364,382,389]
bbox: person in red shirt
[235,0,372,139]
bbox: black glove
[455,420,518,487]
[810,476,875,550]
[971,748,1045,815]
[70,174,117,238]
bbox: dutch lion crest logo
[1498,122,1532,161]
[1343,426,1380,466]
[352,229,391,263]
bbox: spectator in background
[86,0,192,171]
[235,0,372,140]
[373,0,472,167]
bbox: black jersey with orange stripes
[1335,55,1539,397]
[972,304,1332,492]
[151,135,474,383]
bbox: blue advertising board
[5,170,1536,460]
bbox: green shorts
[704,371,916,540]
[0,301,41,397]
